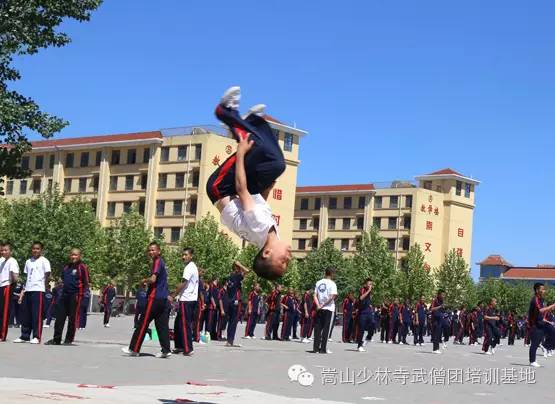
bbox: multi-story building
[2,118,307,246]
[293,168,479,270]
[479,255,555,286]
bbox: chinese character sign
[456,248,463,257]
[225,145,232,155]
[458,228,464,237]
[426,221,433,231]
[424,242,432,252]
[272,214,281,225]
[273,189,283,200]
[212,155,220,166]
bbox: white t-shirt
[221,194,278,248]
[179,261,199,302]
[0,257,20,287]
[24,256,51,292]
[314,278,338,312]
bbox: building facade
[2,118,307,246]
[293,169,479,270]
[479,255,555,286]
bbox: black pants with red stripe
[103,303,112,325]
[207,106,285,204]
[0,285,11,341]
[20,291,44,341]
[174,301,195,354]
[53,293,80,344]
[129,298,170,353]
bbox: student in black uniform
[244,283,261,339]
[102,281,116,328]
[225,261,249,347]
[528,282,555,367]
[482,298,501,355]
[430,290,445,354]
[134,283,147,329]
[356,279,373,352]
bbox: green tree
[397,244,435,302]
[435,249,475,309]
[298,238,345,292]
[0,0,102,193]
[505,281,533,315]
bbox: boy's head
[31,241,43,258]
[253,239,292,280]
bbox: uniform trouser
[400,322,410,343]
[529,326,545,363]
[469,328,477,345]
[20,291,44,341]
[543,323,555,350]
[45,301,55,325]
[432,319,442,351]
[174,301,195,354]
[245,312,258,337]
[508,327,516,345]
[0,285,11,341]
[79,296,89,328]
[129,298,170,353]
[292,314,299,338]
[208,309,218,339]
[456,323,465,343]
[328,312,336,339]
[9,298,21,326]
[53,293,81,344]
[414,322,425,344]
[226,303,239,344]
[200,308,210,334]
[482,323,500,352]
[343,314,353,342]
[103,303,112,325]
[217,310,227,340]
[281,311,293,340]
[134,305,145,328]
[300,315,312,339]
[265,310,280,339]
[313,310,333,353]
[389,319,399,342]
[380,318,388,341]
[357,312,371,348]
[442,321,450,342]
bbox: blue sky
[11,1,555,278]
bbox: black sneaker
[44,339,61,346]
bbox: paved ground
[0,313,554,404]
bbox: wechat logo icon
[288,364,314,387]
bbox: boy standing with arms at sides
[102,281,116,328]
[311,268,337,354]
[245,282,261,339]
[528,282,555,367]
[300,288,313,343]
[356,279,373,352]
[122,242,171,358]
[0,242,20,341]
[45,249,89,346]
[430,289,446,354]
[225,261,249,347]
[15,241,50,344]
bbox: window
[341,239,349,251]
[465,183,472,198]
[374,196,382,209]
[311,236,319,250]
[171,227,181,243]
[173,200,183,216]
[313,217,320,230]
[80,152,89,167]
[63,178,72,193]
[47,179,53,190]
[156,200,165,216]
[300,198,309,210]
[403,216,411,230]
[357,216,364,230]
[175,173,185,188]
[298,239,306,250]
[272,128,280,140]
[93,175,99,192]
[123,201,132,214]
[192,170,199,187]
[314,197,321,210]
[177,146,187,161]
[299,219,307,230]
[388,217,397,230]
[284,133,293,152]
[358,196,365,209]
[189,197,197,215]
[328,218,336,230]
[127,149,136,165]
[35,155,44,170]
[78,178,86,193]
[161,147,170,162]
[109,176,118,191]
[125,175,134,191]
[138,199,145,216]
[107,202,116,217]
[344,197,352,210]
[143,148,150,163]
[195,145,202,160]
[91,199,97,214]
[95,151,102,166]
[32,179,41,194]
[111,150,120,165]
[65,153,74,168]
[405,195,413,208]
[456,181,462,196]
[424,181,433,190]
[6,181,13,195]
[390,196,399,209]
[342,218,350,230]
[402,237,410,251]
[387,238,396,251]
[21,156,30,170]
[373,217,381,229]
[329,197,337,209]
[140,174,148,190]
[19,180,27,194]
[158,173,167,189]
[49,155,55,169]
[154,227,163,239]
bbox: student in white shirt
[170,247,198,356]
[311,267,338,354]
[0,242,19,342]
[14,241,50,344]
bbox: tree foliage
[397,244,435,303]
[298,238,345,292]
[435,249,474,309]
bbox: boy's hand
[237,135,254,156]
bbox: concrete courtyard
[0,313,553,404]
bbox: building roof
[478,255,513,267]
[296,184,375,194]
[415,167,480,185]
[502,267,555,280]
[427,168,464,176]
[263,115,283,124]
[32,131,163,149]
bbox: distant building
[478,255,555,286]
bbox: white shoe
[197,340,206,345]
[13,338,27,343]
[326,349,333,354]
[328,338,333,342]
[30,338,40,344]
[105,324,110,328]
[251,336,257,339]
[387,341,393,344]
[544,350,548,358]
[155,351,172,359]
[548,350,553,357]
[484,351,492,355]
[530,361,541,368]
[492,348,496,354]
[442,343,447,349]
[243,104,267,119]
[358,347,366,352]
[244,336,251,339]
[220,86,241,110]
[419,343,423,347]
[121,347,139,357]
[363,340,368,347]
[433,350,442,354]
[43,325,50,328]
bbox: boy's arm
[235,137,255,212]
